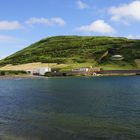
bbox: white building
[28,67,51,76]
[72,68,89,72]
[38,67,51,75]
[111,55,124,61]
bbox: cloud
[0,21,22,30]
[0,17,66,31]
[126,34,140,39]
[77,0,89,9]
[77,20,115,34]
[109,1,140,23]
[26,17,66,26]
[0,35,19,42]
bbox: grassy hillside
[0,36,140,69]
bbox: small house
[72,68,89,72]
[32,67,51,76]
[38,67,51,75]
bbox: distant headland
[0,36,140,77]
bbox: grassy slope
[0,36,140,70]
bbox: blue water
[0,76,140,140]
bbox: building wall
[39,68,51,75]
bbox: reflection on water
[0,76,140,140]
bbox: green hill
[0,36,140,69]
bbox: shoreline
[0,73,139,80]
[0,75,37,80]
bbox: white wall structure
[111,55,124,61]
[38,67,51,75]
[30,67,51,76]
[72,68,89,72]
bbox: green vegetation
[0,36,140,69]
[0,70,27,76]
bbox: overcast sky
[0,0,140,58]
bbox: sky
[0,0,140,58]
